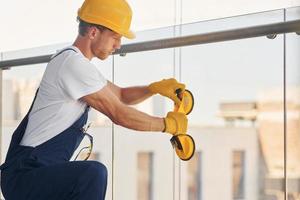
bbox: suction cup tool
[170,134,195,161]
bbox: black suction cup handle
[175,88,183,100]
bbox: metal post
[0,58,2,165]
[283,9,288,200]
[0,53,3,200]
[0,64,2,200]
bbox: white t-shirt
[20,46,107,147]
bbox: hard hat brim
[120,29,135,39]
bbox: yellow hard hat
[78,0,135,39]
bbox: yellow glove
[148,78,186,105]
[164,112,187,135]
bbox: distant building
[218,86,300,200]
[257,87,300,200]
[16,79,39,119]
[2,79,17,122]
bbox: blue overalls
[0,48,108,200]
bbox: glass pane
[2,43,69,61]
[1,61,43,161]
[181,9,284,36]
[182,0,285,25]
[129,0,176,31]
[113,27,176,199]
[180,11,284,200]
[286,6,300,200]
[232,151,245,199]
[137,152,154,200]
[188,152,202,200]
[80,57,114,199]
[123,26,177,45]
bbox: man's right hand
[148,78,185,105]
[164,112,187,135]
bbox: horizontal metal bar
[1,19,300,69]
[0,55,52,69]
[117,19,300,54]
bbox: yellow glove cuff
[164,117,177,135]
[164,112,187,135]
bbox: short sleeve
[58,55,107,100]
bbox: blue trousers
[0,91,107,200]
[1,161,107,200]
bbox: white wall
[181,127,259,200]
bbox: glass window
[188,152,202,200]
[137,152,154,200]
[232,151,245,199]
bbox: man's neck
[72,36,94,60]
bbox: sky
[0,0,300,52]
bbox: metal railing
[0,19,300,68]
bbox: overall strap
[3,89,39,163]
[50,47,77,60]
[4,47,79,160]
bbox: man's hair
[77,17,107,36]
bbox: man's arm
[107,81,153,105]
[81,85,164,132]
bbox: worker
[0,0,187,199]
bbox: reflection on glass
[188,152,202,200]
[137,152,153,200]
[3,73,41,122]
[232,151,245,199]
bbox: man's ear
[88,26,98,40]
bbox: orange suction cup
[174,89,194,115]
[170,134,195,161]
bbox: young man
[0,0,187,199]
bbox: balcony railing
[1,7,300,200]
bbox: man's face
[91,28,122,60]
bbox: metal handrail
[0,19,300,69]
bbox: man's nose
[114,40,121,50]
